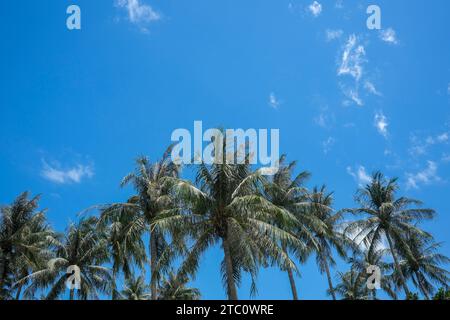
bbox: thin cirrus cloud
[337,35,366,106]
[268,92,281,109]
[364,81,381,96]
[406,161,442,189]
[379,28,398,45]
[409,130,449,157]
[308,1,322,17]
[322,137,335,154]
[115,0,160,31]
[326,29,343,41]
[337,34,381,106]
[338,35,365,81]
[347,165,372,186]
[41,161,94,184]
[374,111,389,138]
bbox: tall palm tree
[120,274,151,300]
[0,192,56,300]
[307,186,348,300]
[154,140,301,300]
[97,202,147,299]
[262,155,319,300]
[18,217,111,300]
[158,271,201,300]
[101,147,182,300]
[399,232,450,299]
[343,172,435,297]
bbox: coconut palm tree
[331,268,370,300]
[433,287,450,300]
[100,147,182,300]
[18,217,111,300]
[158,271,200,300]
[348,248,397,299]
[120,274,151,300]
[97,202,147,299]
[0,192,56,300]
[399,232,450,299]
[261,155,320,300]
[343,172,435,297]
[307,186,348,300]
[154,140,301,300]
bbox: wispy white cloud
[326,29,343,41]
[268,92,281,109]
[41,161,94,184]
[322,137,336,154]
[337,34,376,106]
[437,132,449,143]
[442,154,450,162]
[406,161,442,189]
[314,105,335,128]
[379,28,398,45]
[308,1,322,17]
[336,34,383,106]
[338,35,365,81]
[347,165,372,186]
[364,81,381,96]
[115,0,160,32]
[344,88,363,106]
[374,111,389,138]
[409,131,449,157]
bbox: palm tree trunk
[324,259,336,300]
[111,269,117,300]
[0,253,10,296]
[69,288,74,300]
[150,232,158,300]
[286,267,298,300]
[222,236,238,300]
[281,244,298,300]
[385,232,410,296]
[414,271,430,300]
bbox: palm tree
[100,147,182,300]
[307,186,348,300]
[0,192,56,300]
[399,232,450,299]
[120,274,151,300]
[343,172,435,297]
[348,248,397,299]
[154,139,301,300]
[97,202,147,299]
[433,287,450,300]
[158,271,201,300]
[331,268,370,300]
[261,155,319,300]
[18,217,111,300]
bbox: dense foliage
[0,148,448,300]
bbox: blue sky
[1,0,449,299]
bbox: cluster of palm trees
[0,144,449,300]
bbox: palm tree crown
[344,172,436,297]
